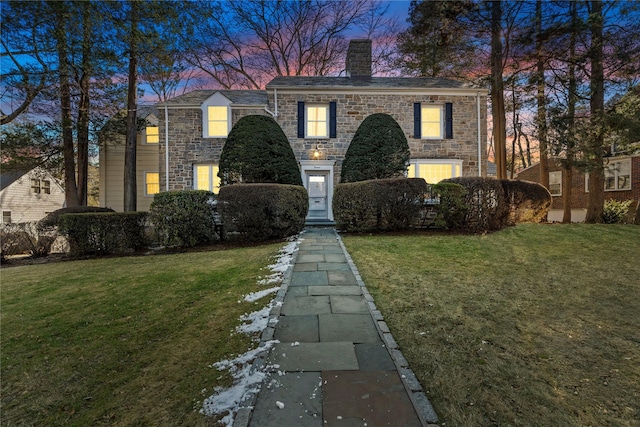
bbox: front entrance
[300,160,335,222]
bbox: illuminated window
[194,164,220,194]
[306,105,328,138]
[146,126,159,144]
[407,159,462,183]
[145,172,160,195]
[206,106,229,138]
[421,105,443,139]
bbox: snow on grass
[200,235,301,426]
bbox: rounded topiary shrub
[218,184,308,241]
[149,190,217,247]
[340,113,410,183]
[501,180,551,225]
[218,115,302,186]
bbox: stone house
[516,154,640,222]
[100,39,488,222]
[0,167,65,223]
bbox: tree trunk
[53,1,79,208]
[536,0,549,190]
[562,166,573,223]
[76,1,91,206]
[585,0,605,223]
[124,0,138,212]
[491,0,507,179]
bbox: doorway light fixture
[313,144,321,159]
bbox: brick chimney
[345,39,372,78]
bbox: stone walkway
[236,228,439,427]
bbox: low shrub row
[59,212,148,256]
[218,184,308,241]
[0,222,58,261]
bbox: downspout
[477,92,482,177]
[264,88,278,117]
[164,105,169,191]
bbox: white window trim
[305,104,329,139]
[421,105,444,140]
[144,171,160,196]
[407,159,463,183]
[201,92,232,139]
[193,164,220,194]
[584,157,632,192]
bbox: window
[414,102,453,139]
[206,106,229,137]
[31,179,41,194]
[421,106,443,139]
[145,126,159,144]
[407,159,462,183]
[145,172,160,196]
[605,159,631,191]
[297,101,337,138]
[2,211,11,224]
[194,164,221,194]
[306,106,328,137]
[549,171,562,196]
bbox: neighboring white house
[0,167,65,223]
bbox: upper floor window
[407,159,462,184]
[30,179,50,194]
[414,102,453,139]
[297,101,337,139]
[549,171,562,196]
[145,126,159,144]
[605,159,631,191]
[201,92,232,138]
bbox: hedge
[217,184,308,241]
[431,182,468,230]
[442,177,509,232]
[333,178,428,232]
[149,190,218,247]
[501,179,551,225]
[59,212,148,256]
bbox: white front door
[307,173,328,219]
[300,160,335,221]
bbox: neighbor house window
[145,126,159,144]
[145,172,160,196]
[206,106,229,138]
[407,159,462,183]
[194,164,220,194]
[605,159,631,191]
[549,171,562,196]
[2,211,11,224]
[414,102,453,139]
[31,179,41,194]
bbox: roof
[266,76,481,90]
[0,169,29,191]
[159,90,268,107]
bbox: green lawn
[343,224,640,427]
[1,244,282,426]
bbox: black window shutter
[297,101,305,138]
[413,103,421,138]
[445,102,453,139]
[329,102,337,138]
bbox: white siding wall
[0,170,65,223]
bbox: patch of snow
[200,235,302,426]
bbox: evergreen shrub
[431,182,468,230]
[39,206,115,228]
[334,178,427,232]
[501,180,551,225]
[341,113,410,183]
[59,212,148,256]
[443,177,509,232]
[218,184,308,241]
[218,115,302,186]
[149,190,218,247]
[602,199,633,224]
